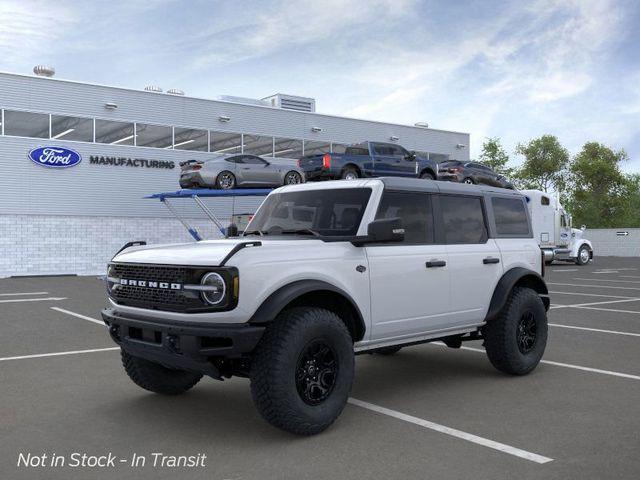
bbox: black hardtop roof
[379,177,524,198]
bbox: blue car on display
[298,141,438,181]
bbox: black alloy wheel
[516,311,537,354]
[295,339,338,405]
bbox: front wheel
[121,350,202,395]
[283,171,303,185]
[420,171,435,180]
[483,287,547,375]
[250,307,354,435]
[576,245,591,265]
[216,171,236,189]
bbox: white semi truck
[521,190,593,265]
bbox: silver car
[179,154,305,189]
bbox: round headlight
[201,272,226,305]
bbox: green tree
[478,137,513,177]
[567,142,640,227]
[514,135,569,192]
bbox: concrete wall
[584,229,640,257]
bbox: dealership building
[0,69,470,277]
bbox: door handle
[426,260,446,268]
[483,257,500,264]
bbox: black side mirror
[405,150,416,161]
[352,217,404,246]
[225,223,239,238]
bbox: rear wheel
[341,167,359,180]
[216,171,236,189]
[121,350,202,395]
[250,307,354,435]
[576,245,591,265]
[284,171,303,185]
[483,287,547,375]
[463,177,475,185]
[420,171,435,180]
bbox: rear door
[366,190,452,341]
[437,194,503,326]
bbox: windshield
[245,188,372,237]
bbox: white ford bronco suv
[102,178,550,435]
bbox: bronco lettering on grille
[119,279,182,290]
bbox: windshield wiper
[279,228,321,237]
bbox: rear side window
[376,192,434,244]
[345,146,369,156]
[492,197,530,236]
[440,195,487,244]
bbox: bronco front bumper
[101,308,265,378]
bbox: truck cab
[522,190,593,265]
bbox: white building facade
[0,71,470,277]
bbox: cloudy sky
[1,0,638,168]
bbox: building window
[135,123,172,149]
[3,110,49,138]
[429,153,450,163]
[95,119,134,145]
[210,131,242,154]
[173,127,208,151]
[244,134,274,156]
[331,143,348,154]
[50,115,93,142]
[303,140,330,156]
[273,137,303,159]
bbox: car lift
[146,188,272,241]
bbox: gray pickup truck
[298,141,438,181]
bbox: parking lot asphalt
[1,258,639,480]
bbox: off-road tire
[121,350,202,395]
[420,171,435,180]
[576,245,591,265]
[250,307,355,435]
[375,345,403,355]
[341,167,359,180]
[483,287,547,375]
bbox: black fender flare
[249,280,366,341]
[485,268,549,322]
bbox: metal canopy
[146,188,272,241]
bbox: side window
[373,144,391,156]
[226,156,242,164]
[541,196,550,206]
[375,191,433,244]
[243,155,266,165]
[492,197,530,236]
[440,195,488,244]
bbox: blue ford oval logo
[28,146,82,168]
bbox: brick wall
[0,215,226,278]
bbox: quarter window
[376,191,434,244]
[440,195,487,244]
[4,110,49,138]
[492,197,530,236]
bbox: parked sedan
[179,155,305,189]
[438,160,515,189]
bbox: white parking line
[550,269,578,273]
[451,345,640,381]
[0,297,67,304]
[549,323,640,337]
[0,347,119,362]
[572,305,640,315]
[592,271,619,274]
[348,398,553,464]
[620,275,640,279]
[549,297,640,310]
[547,282,640,291]
[549,291,637,299]
[573,278,640,284]
[51,307,105,326]
[0,291,49,296]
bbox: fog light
[200,272,226,305]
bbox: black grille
[109,263,200,312]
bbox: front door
[438,194,503,326]
[367,190,452,341]
[238,155,278,185]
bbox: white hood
[113,239,247,266]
